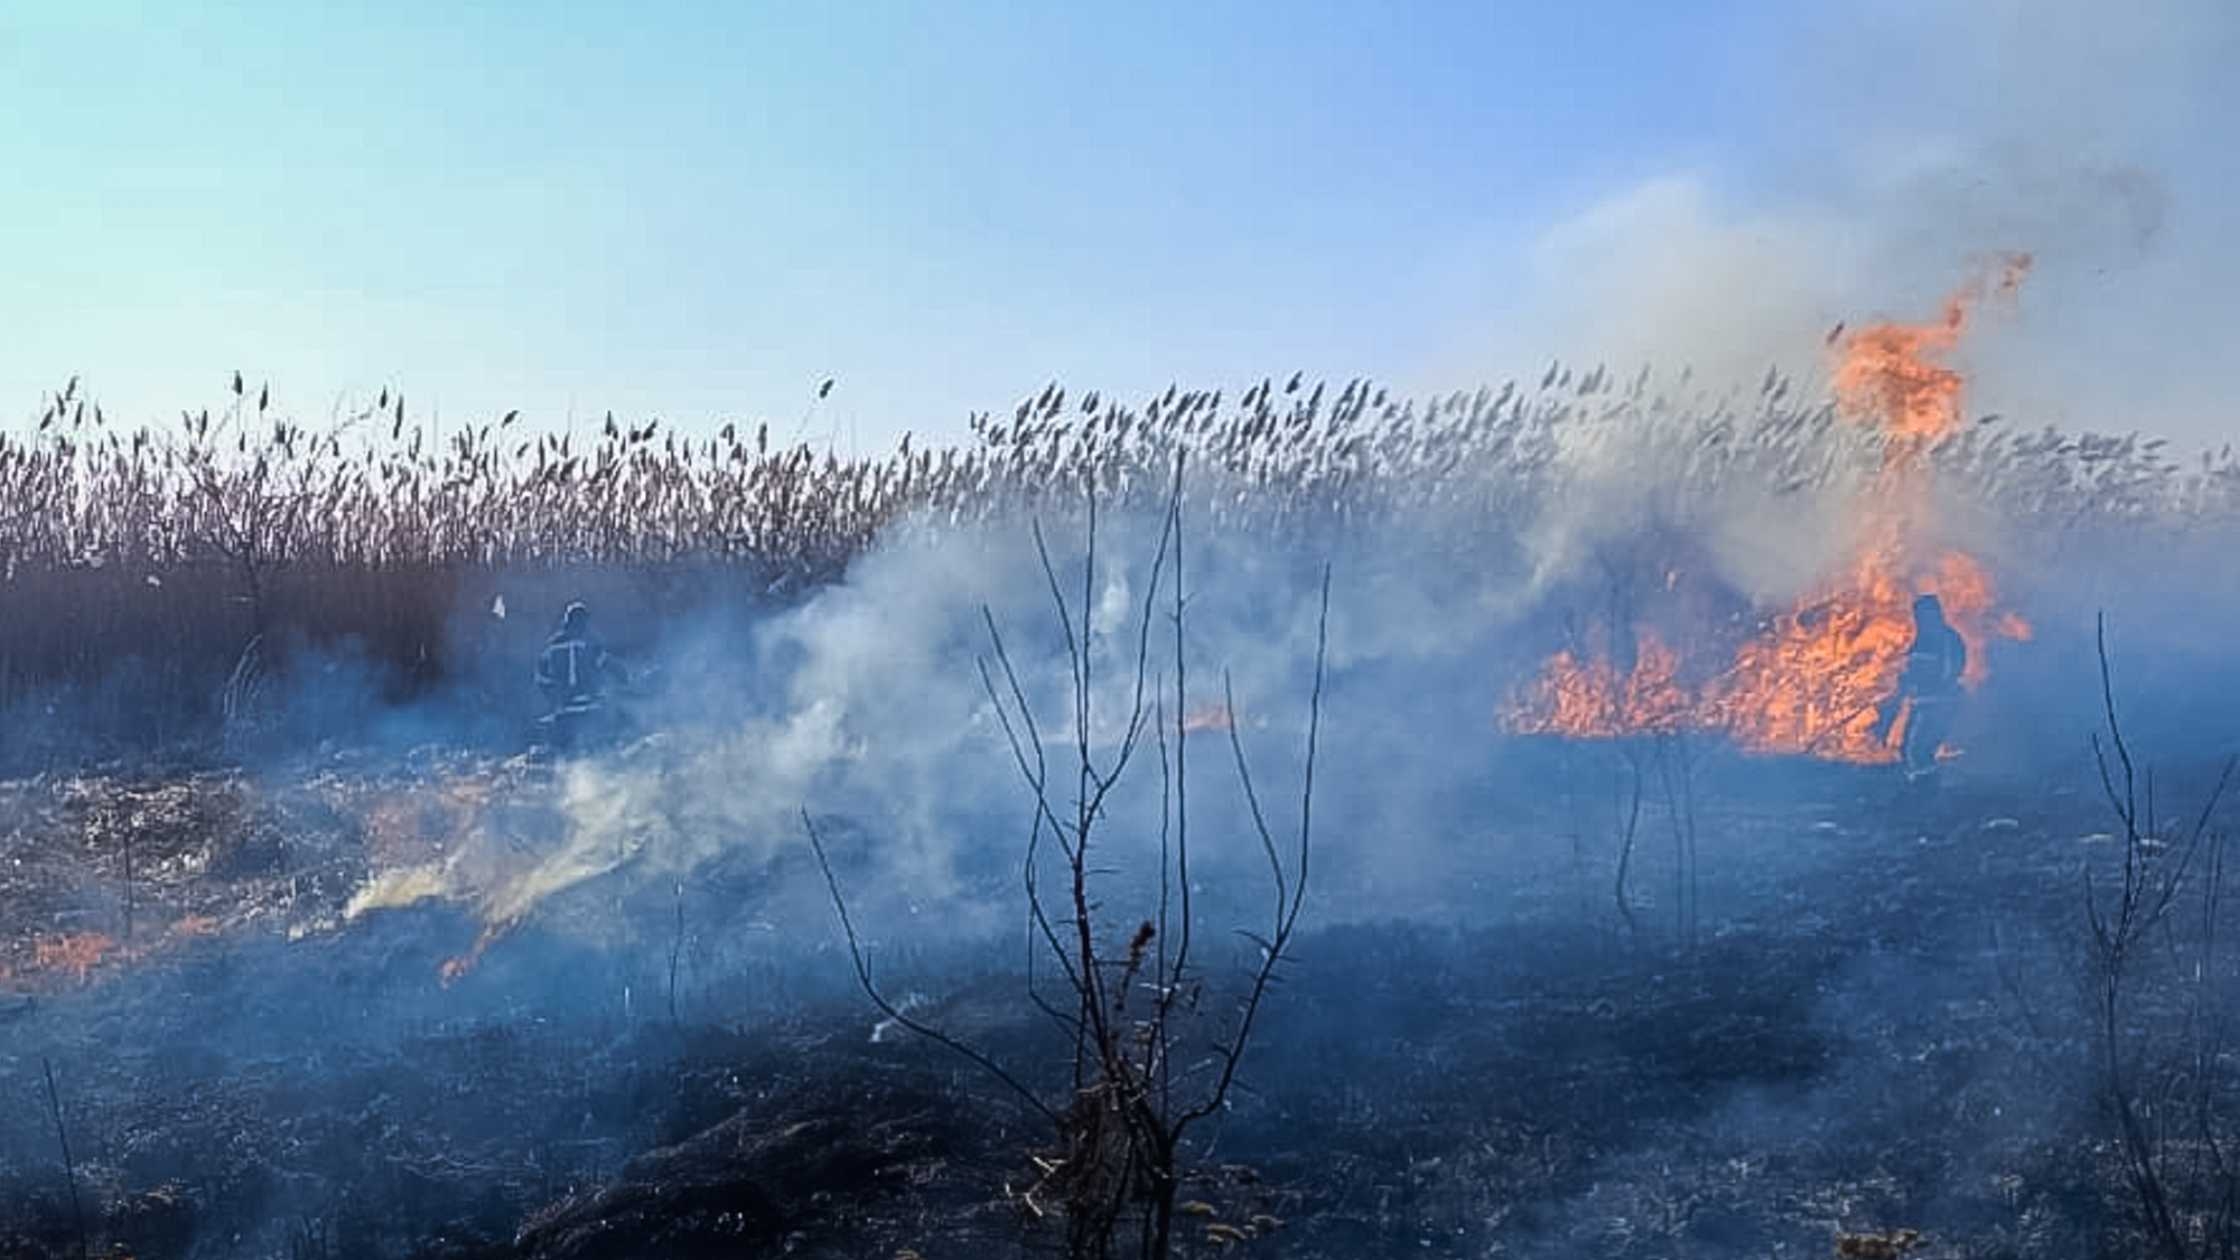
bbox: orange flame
[1507,631,1691,739]
[1831,253,2028,446]
[1506,258,2034,762]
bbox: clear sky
[4,1,2234,449]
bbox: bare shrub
[2080,614,2240,1259]
[809,461,1328,1258]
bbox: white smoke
[1479,0,2239,449]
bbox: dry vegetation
[4,368,2234,753]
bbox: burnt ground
[0,743,2209,1259]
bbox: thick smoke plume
[1478,0,2240,450]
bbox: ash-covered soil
[0,747,2197,1258]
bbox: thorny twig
[2082,613,2239,1259]
[802,808,1061,1127]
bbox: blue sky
[4,2,2233,448]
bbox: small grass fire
[1505,256,2037,763]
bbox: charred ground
[0,741,2209,1259]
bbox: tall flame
[1507,257,2034,762]
[1832,251,2030,448]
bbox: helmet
[1912,593,1945,621]
[560,601,590,634]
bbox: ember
[169,914,221,938]
[32,931,118,985]
[1182,703,1237,734]
[438,943,486,987]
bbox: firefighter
[1875,593,1967,782]
[534,601,626,751]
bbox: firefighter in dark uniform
[1874,593,1967,782]
[534,601,626,752]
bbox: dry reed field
[5,370,2235,758]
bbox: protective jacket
[1900,619,1967,701]
[535,631,619,713]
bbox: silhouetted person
[535,601,626,751]
[1875,593,1967,782]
